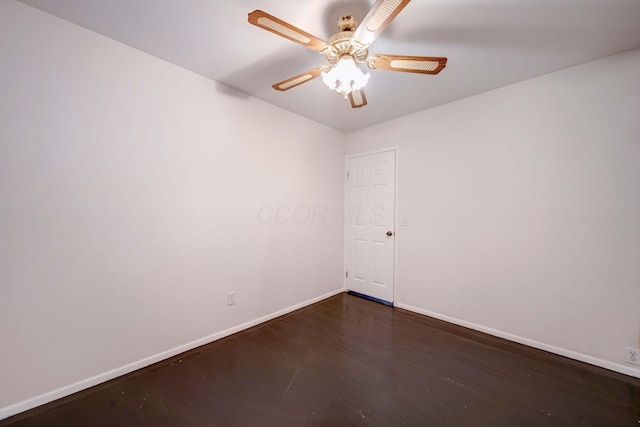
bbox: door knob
[386,231,393,237]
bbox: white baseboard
[395,302,640,379]
[0,288,345,421]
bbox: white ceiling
[18,0,640,133]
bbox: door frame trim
[343,146,399,303]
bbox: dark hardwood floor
[2,293,639,426]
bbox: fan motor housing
[324,16,368,65]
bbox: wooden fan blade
[272,66,327,91]
[368,54,447,74]
[352,0,411,47]
[248,10,328,52]
[348,90,368,109]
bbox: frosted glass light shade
[321,56,370,95]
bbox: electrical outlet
[227,291,236,306]
[625,347,640,365]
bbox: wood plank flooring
[2,293,639,426]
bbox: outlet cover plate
[625,347,640,365]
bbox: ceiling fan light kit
[321,55,370,96]
[248,0,447,109]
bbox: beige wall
[0,0,345,417]
[347,48,640,378]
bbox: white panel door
[345,150,396,303]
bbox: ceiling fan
[248,0,447,109]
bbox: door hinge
[345,271,349,278]
[346,171,350,179]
